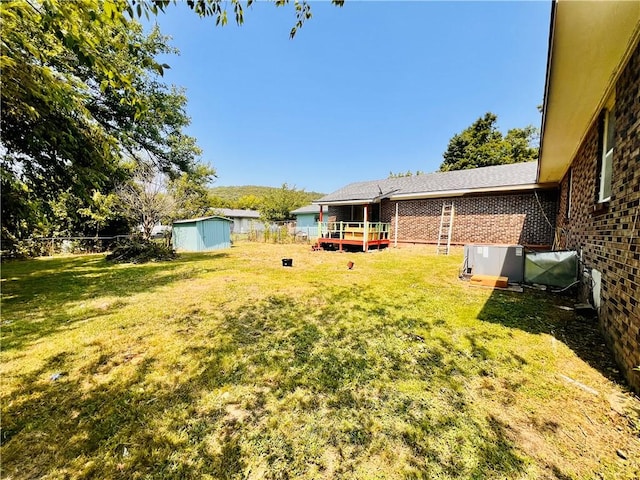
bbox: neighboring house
[538,1,640,390]
[150,224,171,239]
[291,204,328,238]
[213,208,262,234]
[314,162,558,251]
[172,216,232,252]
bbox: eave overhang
[538,0,640,184]
[314,183,556,205]
[388,183,557,201]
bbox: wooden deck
[316,222,391,251]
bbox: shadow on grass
[476,288,626,386]
[2,288,539,479]
[1,252,229,351]
[202,291,531,478]
[1,347,247,479]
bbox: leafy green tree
[0,0,340,252]
[78,191,120,238]
[167,163,217,221]
[504,126,539,164]
[259,184,308,222]
[209,195,232,209]
[1,1,200,250]
[236,194,262,210]
[439,112,539,171]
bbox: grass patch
[2,243,639,479]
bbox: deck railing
[319,221,391,241]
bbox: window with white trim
[598,106,615,203]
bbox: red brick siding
[377,191,557,246]
[556,43,640,391]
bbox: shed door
[173,223,198,251]
[199,219,230,250]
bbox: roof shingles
[316,162,540,204]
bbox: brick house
[538,1,640,390]
[314,162,558,251]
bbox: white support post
[394,202,399,248]
[363,204,369,251]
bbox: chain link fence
[6,236,131,258]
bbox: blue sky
[151,1,551,194]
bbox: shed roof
[315,162,548,205]
[213,208,260,219]
[173,215,232,224]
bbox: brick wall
[556,43,640,391]
[376,191,557,247]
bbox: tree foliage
[78,191,120,237]
[209,185,324,210]
[389,170,424,178]
[167,163,217,221]
[0,0,340,253]
[135,0,345,39]
[439,112,539,171]
[0,1,201,250]
[116,165,174,240]
[259,184,309,222]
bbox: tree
[1,2,200,250]
[78,191,119,238]
[236,194,262,210]
[504,126,539,164]
[389,170,424,178]
[439,112,539,171]
[117,165,174,240]
[167,163,216,221]
[259,184,308,222]
[0,0,341,252]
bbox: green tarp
[524,251,578,288]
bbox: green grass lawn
[2,243,639,479]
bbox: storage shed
[172,216,232,252]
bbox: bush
[106,238,177,263]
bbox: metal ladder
[436,203,455,255]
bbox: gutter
[312,198,379,206]
[314,183,557,205]
[314,189,400,207]
[388,183,557,201]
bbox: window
[599,106,615,203]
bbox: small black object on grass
[282,258,293,267]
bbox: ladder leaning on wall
[436,203,455,255]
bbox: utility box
[463,245,525,283]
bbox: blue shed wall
[172,222,199,251]
[198,218,231,250]
[173,218,231,251]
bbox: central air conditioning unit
[463,244,525,283]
